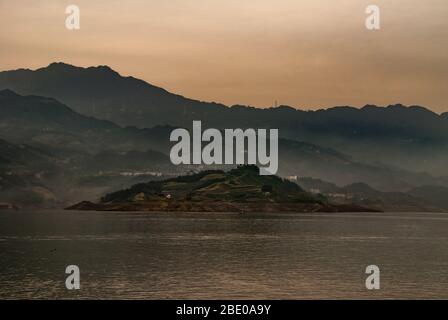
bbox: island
[66,165,380,213]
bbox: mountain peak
[43,62,119,76]
[45,62,78,70]
[384,103,437,116]
[91,65,114,71]
[386,103,407,109]
[361,104,379,110]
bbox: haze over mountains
[2,62,448,176]
[1,62,448,210]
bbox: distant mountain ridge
[2,62,448,175]
[2,89,446,192]
[297,178,447,212]
[1,63,446,128]
[2,89,448,210]
[0,62,227,128]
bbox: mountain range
[2,63,448,175]
[1,62,448,210]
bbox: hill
[297,178,446,212]
[0,89,170,154]
[0,138,59,207]
[67,165,379,213]
[0,90,179,207]
[407,185,448,209]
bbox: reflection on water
[0,210,447,299]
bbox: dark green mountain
[1,87,447,210]
[0,89,170,154]
[2,89,446,193]
[0,90,178,207]
[2,63,448,175]
[102,165,312,203]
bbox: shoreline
[65,200,381,213]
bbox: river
[0,210,447,299]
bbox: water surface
[0,210,447,299]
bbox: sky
[0,0,447,112]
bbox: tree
[261,185,273,193]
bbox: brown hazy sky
[1,0,447,112]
